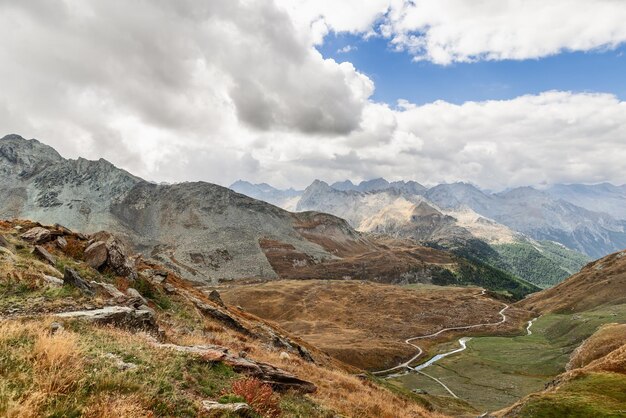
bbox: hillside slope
[0,220,438,418]
[520,249,626,313]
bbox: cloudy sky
[1,0,625,190]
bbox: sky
[0,0,625,190]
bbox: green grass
[516,373,626,418]
[490,241,589,288]
[389,303,626,413]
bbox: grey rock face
[0,135,336,283]
[63,268,94,296]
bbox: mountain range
[232,178,626,257]
[0,134,537,297]
[230,177,626,287]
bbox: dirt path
[374,291,509,375]
[372,289,510,397]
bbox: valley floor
[391,303,626,413]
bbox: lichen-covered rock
[43,275,64,286]
[202,401,253,416]
[106,238,137,279]
[55,306,157,332]
[55,236,68,249]
[92,282,126,300]
[21,227,51,244]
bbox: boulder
[207,290,226,308]
[0,246,16,261]
[55,236,68,249]
[49,322,64,335]
[20,227,51,244]
[0,234,10,248]
[55,306,157,331]
[33,245,56,265]
[163,283,176,293]
[53,224,73,235]
[43,275,64,286]
[202,401,253,417]
[84,241,108,269]
[279,351,291,361]
[93,282,126,300]
[126,287,147,305]
[106,238,136,279]
[190,296,251,335]
[155,342,316,393]
[63,268,94,296]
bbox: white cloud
[0,0,374,182]
[383,0,626,64]
[276,0,626,65]
[337,45,357,54]
[0,1,625,192]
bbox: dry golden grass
[221,279,530,369]
[568,323,626,370]
[83,394,154,418]
[1,319,84,418]
[520,249,626,314]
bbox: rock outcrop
[155,342,317,393]
[63,268,94,296]
[55,306,158,332]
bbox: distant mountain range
[230,177,626,287]
[1,134,538,298]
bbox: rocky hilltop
[0,135,357,282]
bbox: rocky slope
[0,135,539,294]
[426,183,626,259]
[0,219,438,418]
[547,182,626,220]
[0,135,409,284]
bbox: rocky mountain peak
[0,134,64,179]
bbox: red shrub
[230,378,281,417]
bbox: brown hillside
[518,249,626,313]
[220,280,530,370]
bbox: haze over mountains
[231,177,626,288]
[232,177,626,257]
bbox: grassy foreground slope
[496,323,626,417]
[0,219,438,418]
